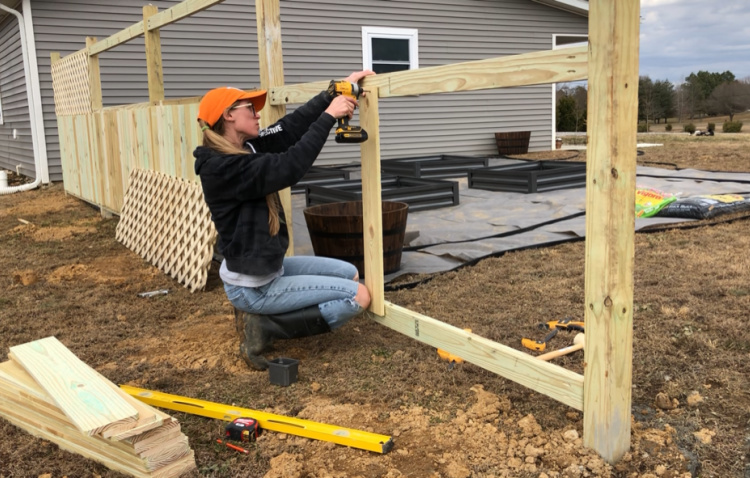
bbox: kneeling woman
[194,71,374,370]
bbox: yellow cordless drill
[327,80,368,144]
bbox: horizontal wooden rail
[88,0,225,56]
[374,302,584,410]
[270,45,588,105]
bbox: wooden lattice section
[50,49,92,116]
[116,169,217,293]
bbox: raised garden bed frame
[381,154,489,179]
[305,176,459,212]
[468,161,586,193]
[291,166,351,194]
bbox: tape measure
[225,417,260,442]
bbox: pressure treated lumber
[269,45,588,105]
[0,359,165,441]
[582,0,639,464]
[143,6,165,103]
[373,302,584,410]
[0,357,195,477]
[359,86,385,315]
[0,360,184,456]
[85,37,102,111]
[88,0,225,56]
[9,337,138,436]
[256,0,294,254]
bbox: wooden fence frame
[50,0,638,464]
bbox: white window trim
[362,27,419,71]
[551,34,588,149]
[0,93,4,125]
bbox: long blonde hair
[199,117,280,236]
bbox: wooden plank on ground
[0,361,195,476]
[8,337,138,436]
[0,360,165,441]
[374,302,584,410]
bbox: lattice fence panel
[51,49,92,116]
[116,169,217,293]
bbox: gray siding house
[0,0,588,183]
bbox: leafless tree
[707,80,750,122]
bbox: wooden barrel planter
[303,201,409,278]
[495,131,531,155]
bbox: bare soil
[1,135,749,478]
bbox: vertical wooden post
[143,5,165,102]
[50,52,66,196]
[85,37,103,111]
[359,87,385,315]
[583,0,640,464]
[85,37,111,218]
[256,0,294,254]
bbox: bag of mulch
[656,194,750,219]
[635,187,678,218]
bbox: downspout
[22,0,49,183]
[0,2,46,194]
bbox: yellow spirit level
[120,385,393,454]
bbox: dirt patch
[1,135,749,477]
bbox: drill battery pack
[224,417,260,442]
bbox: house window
[362,27,418,74]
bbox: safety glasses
[230,102,256,116]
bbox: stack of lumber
[0,337,196,477]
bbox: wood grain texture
[88,0,225,56]
[359,87,385,315]
[269,46,588,105]
[9,337,138,435]
[582,0,639,464]
[373,302,584,410]
[0,360,195,476]
[143,5,165,102]
[85,37,103,111]
[256,0,294,254]
[147,0,224,31]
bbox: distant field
[643,110,749,133]
[559,110,748,142]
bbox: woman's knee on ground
[355,283,371,309]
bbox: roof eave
[531,0,589,17]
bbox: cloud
[638,0,750,83]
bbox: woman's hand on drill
[343,69,375,85]
[325,95,358,120]
[325,70,374,118]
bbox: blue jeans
[224,256,363,330]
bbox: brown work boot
[234,308,273,371]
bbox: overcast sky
[639,0,750,85]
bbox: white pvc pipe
[22,0,50,184]
[0,3,42,195]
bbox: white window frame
[551,34,588,149]
[362,27,419,72]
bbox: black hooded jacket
[193,91,335,276]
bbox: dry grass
[1,134,749,477]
